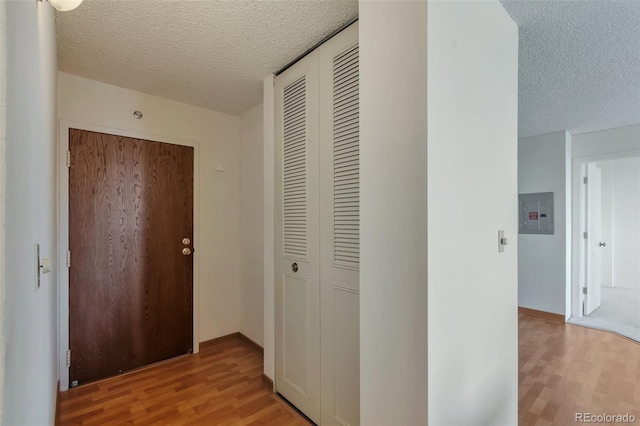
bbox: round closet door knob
[292,262,298,272]
[182,247,192,256]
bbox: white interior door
[319,23,360,426]
[597,161,613,288]
[585,163,602,315]
[275,51,321,423]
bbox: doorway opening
[569,155,640,342]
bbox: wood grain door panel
[69,129,193,385]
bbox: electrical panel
[519,192,554,235]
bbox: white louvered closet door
[275,51,321,423]
[319,23,360,426]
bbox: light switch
[41,258,52,274]
[498,230,508,253]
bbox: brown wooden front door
[69,128,194,386]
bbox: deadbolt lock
[182,238,191,246]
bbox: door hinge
[67,150,71,168]
[583,176,588,184]
[583,287,588,295]
[66,250,71,268]
[583,231,588,239]
[66,350,71,368]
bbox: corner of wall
[4,0,59,423]
[518,131,570,316]
[238,103,265,346]
[262,75,275,380]
[362,2,428,424]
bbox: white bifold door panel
[319,23,360,426]
[275,51,321,422]
[275,22,359,426]
[585,163,602,315]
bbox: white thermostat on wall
[519,192,554,235]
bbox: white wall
[597,161,613,287]
[428,2,518,424]
[611,157,640,289]
[573,124,640,158]
[58,72,242,343]
[359,2,428,424]
[518,132,571,315]
[0,1,6,422]
[262,75,275,381]
[4,1,59,424]
[239,104,264,345]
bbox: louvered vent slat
[333,45,359,267]
[283,76,307,259]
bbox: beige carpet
[568,286,640,342]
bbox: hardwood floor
[58,335,311,425]
[519,312,640,425]
[60,315,640,425]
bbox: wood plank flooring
[58,335,311,425]
[60,315,640,425]
[519,312,640,425]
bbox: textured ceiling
[501,0,640,138]
[56,0,358,115]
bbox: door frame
[570,149,640,319]
[583,163,602,315]
[58,120,201,391]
